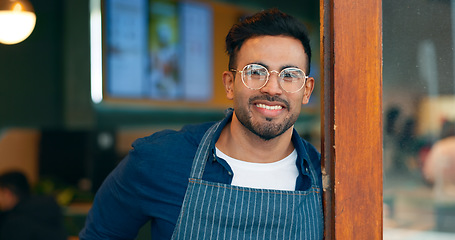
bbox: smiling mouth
[255,103,283,110]
[249,95,290,109]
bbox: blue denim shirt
[80,111,322,240]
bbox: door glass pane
[383,0,455,238]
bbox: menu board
[180,2,213,101]
[105,0,213,102]
[106,0,148,98]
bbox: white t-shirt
[215,148,299,191]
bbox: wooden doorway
[321,0,383,239]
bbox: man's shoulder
[131,121,216,153]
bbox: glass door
[383,0,455,238]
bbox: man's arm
[79,153,149,240]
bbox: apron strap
[189,121,223,179]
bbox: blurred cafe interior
[1,0,455,239]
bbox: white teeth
[256,103,283,110]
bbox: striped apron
[171,121,324,240]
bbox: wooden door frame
[320,0,383,239]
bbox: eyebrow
[250,62,300,71]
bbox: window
[383,0,455,238]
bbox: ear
[301,77,315,104]
[222,71,235,100]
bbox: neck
[216,113,295,163]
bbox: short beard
[240,116,295,141]
[235,96,297,141]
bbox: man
[0,171,67,240]
[80,8,323,239]
[423,121,455,198]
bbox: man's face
[224,35,314,140]
[0,187,8,211]
[0,187,17,211]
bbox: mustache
[248,95,290,109]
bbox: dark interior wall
[0,0,97,191]
[38,129,117,192]
[0,0,65,128]
[63,0,93,129]
[0,0,93,129]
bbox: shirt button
[228,171,232,176]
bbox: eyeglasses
[231,63,308,93]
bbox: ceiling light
[0,0,36,45]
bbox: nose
[260,70,283,96]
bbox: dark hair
[0,171,31,200]
[225,8,312,74]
